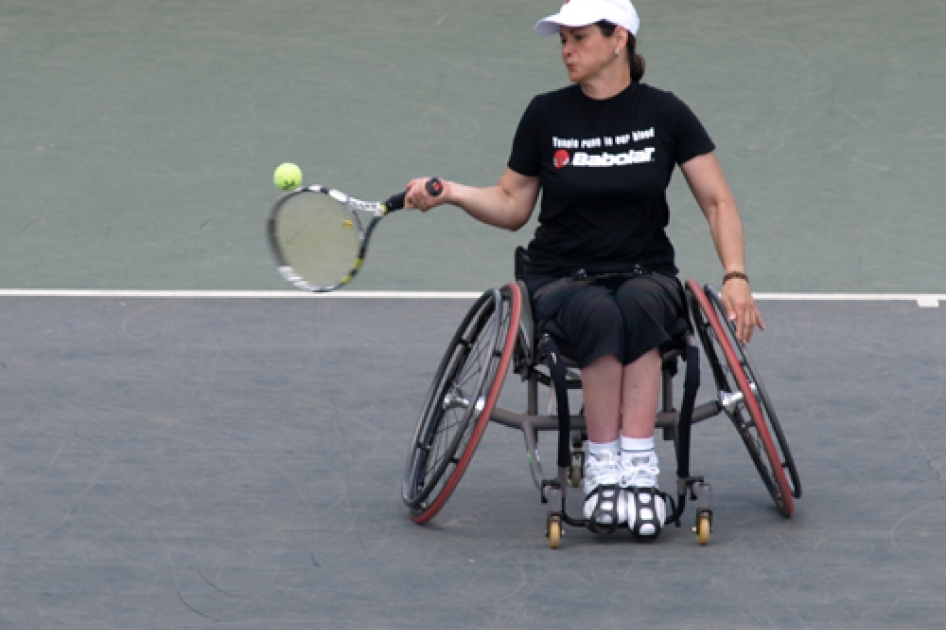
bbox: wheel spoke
[686,280,795,516]
[402,284,522,523]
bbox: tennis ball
[274,163,303,191]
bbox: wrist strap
[723,271,749,285]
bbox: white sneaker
[625,487,667,540]
[582,449,626,530]
[619,450,665,540]
[618,450,660,489]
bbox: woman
[404,0,763,540]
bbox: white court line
[0,289,482,299]
[0,289,941,306]
[753,293,942,308]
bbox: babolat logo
[572,147,655,167]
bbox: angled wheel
[686,280,797,517]
[705,287,802,501]
[402,283,521,524]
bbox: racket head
[267,186,364,292]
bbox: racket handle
[385,178,443,212]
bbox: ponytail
[628,34,646,82]
[596,21,646,82]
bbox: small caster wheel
[570,449,584,488]
[569,463,582,488]
[695,511,711,546]
[548,517,562,549]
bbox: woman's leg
[578,354,626,528]
[620,348,662,439]
[579,353,623,443]
[617,349,666,539]
[581,350,664,532]
[617,347,662,490]
[581,348,661,441]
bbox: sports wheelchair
[401,274,801,548]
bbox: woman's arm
[681,152,764,342]
[404,168,540,232]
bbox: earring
[614,50,620,57]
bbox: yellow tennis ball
[274,163,302,191]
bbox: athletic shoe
[618,450,660,489]
[619,450,665,540]
[582,449,626,530]
[624,487,667,540]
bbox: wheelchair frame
[402,279,801,548]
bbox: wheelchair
[401,272,802,548]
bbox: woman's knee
[562,291,623,338]
[615,277,681,322]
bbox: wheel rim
[686,280,795,517]
[705,289,803,500]
[403,284,522,523]
[404,290,498,507]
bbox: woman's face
[559,25,619,84]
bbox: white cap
[535,0,640,36]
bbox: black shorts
[529,272,687,368]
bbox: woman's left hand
[721,278,764,343]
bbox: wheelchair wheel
[706,288,802,501]
[686,280,797,517]
[402,283,522,524]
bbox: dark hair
[596,21,645,81]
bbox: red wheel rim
[411,282,522,523]
[686,279,794,517]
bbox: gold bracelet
[723,271,749,285]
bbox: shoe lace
[619,454,658,487]
[586,451,620,486]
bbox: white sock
[621,436,654,456]
[619,435,659,489]
[588,439,620,459]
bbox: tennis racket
[267,178,443,292]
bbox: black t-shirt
[508,82,715,277]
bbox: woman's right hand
[404,178,449,212]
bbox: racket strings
[273,191,362,289]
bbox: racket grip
[385,178,443,212]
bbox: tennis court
[1,1,945,628]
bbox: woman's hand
[720,277,765,343]
[404,178,449,212]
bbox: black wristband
[723,271,749,285]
